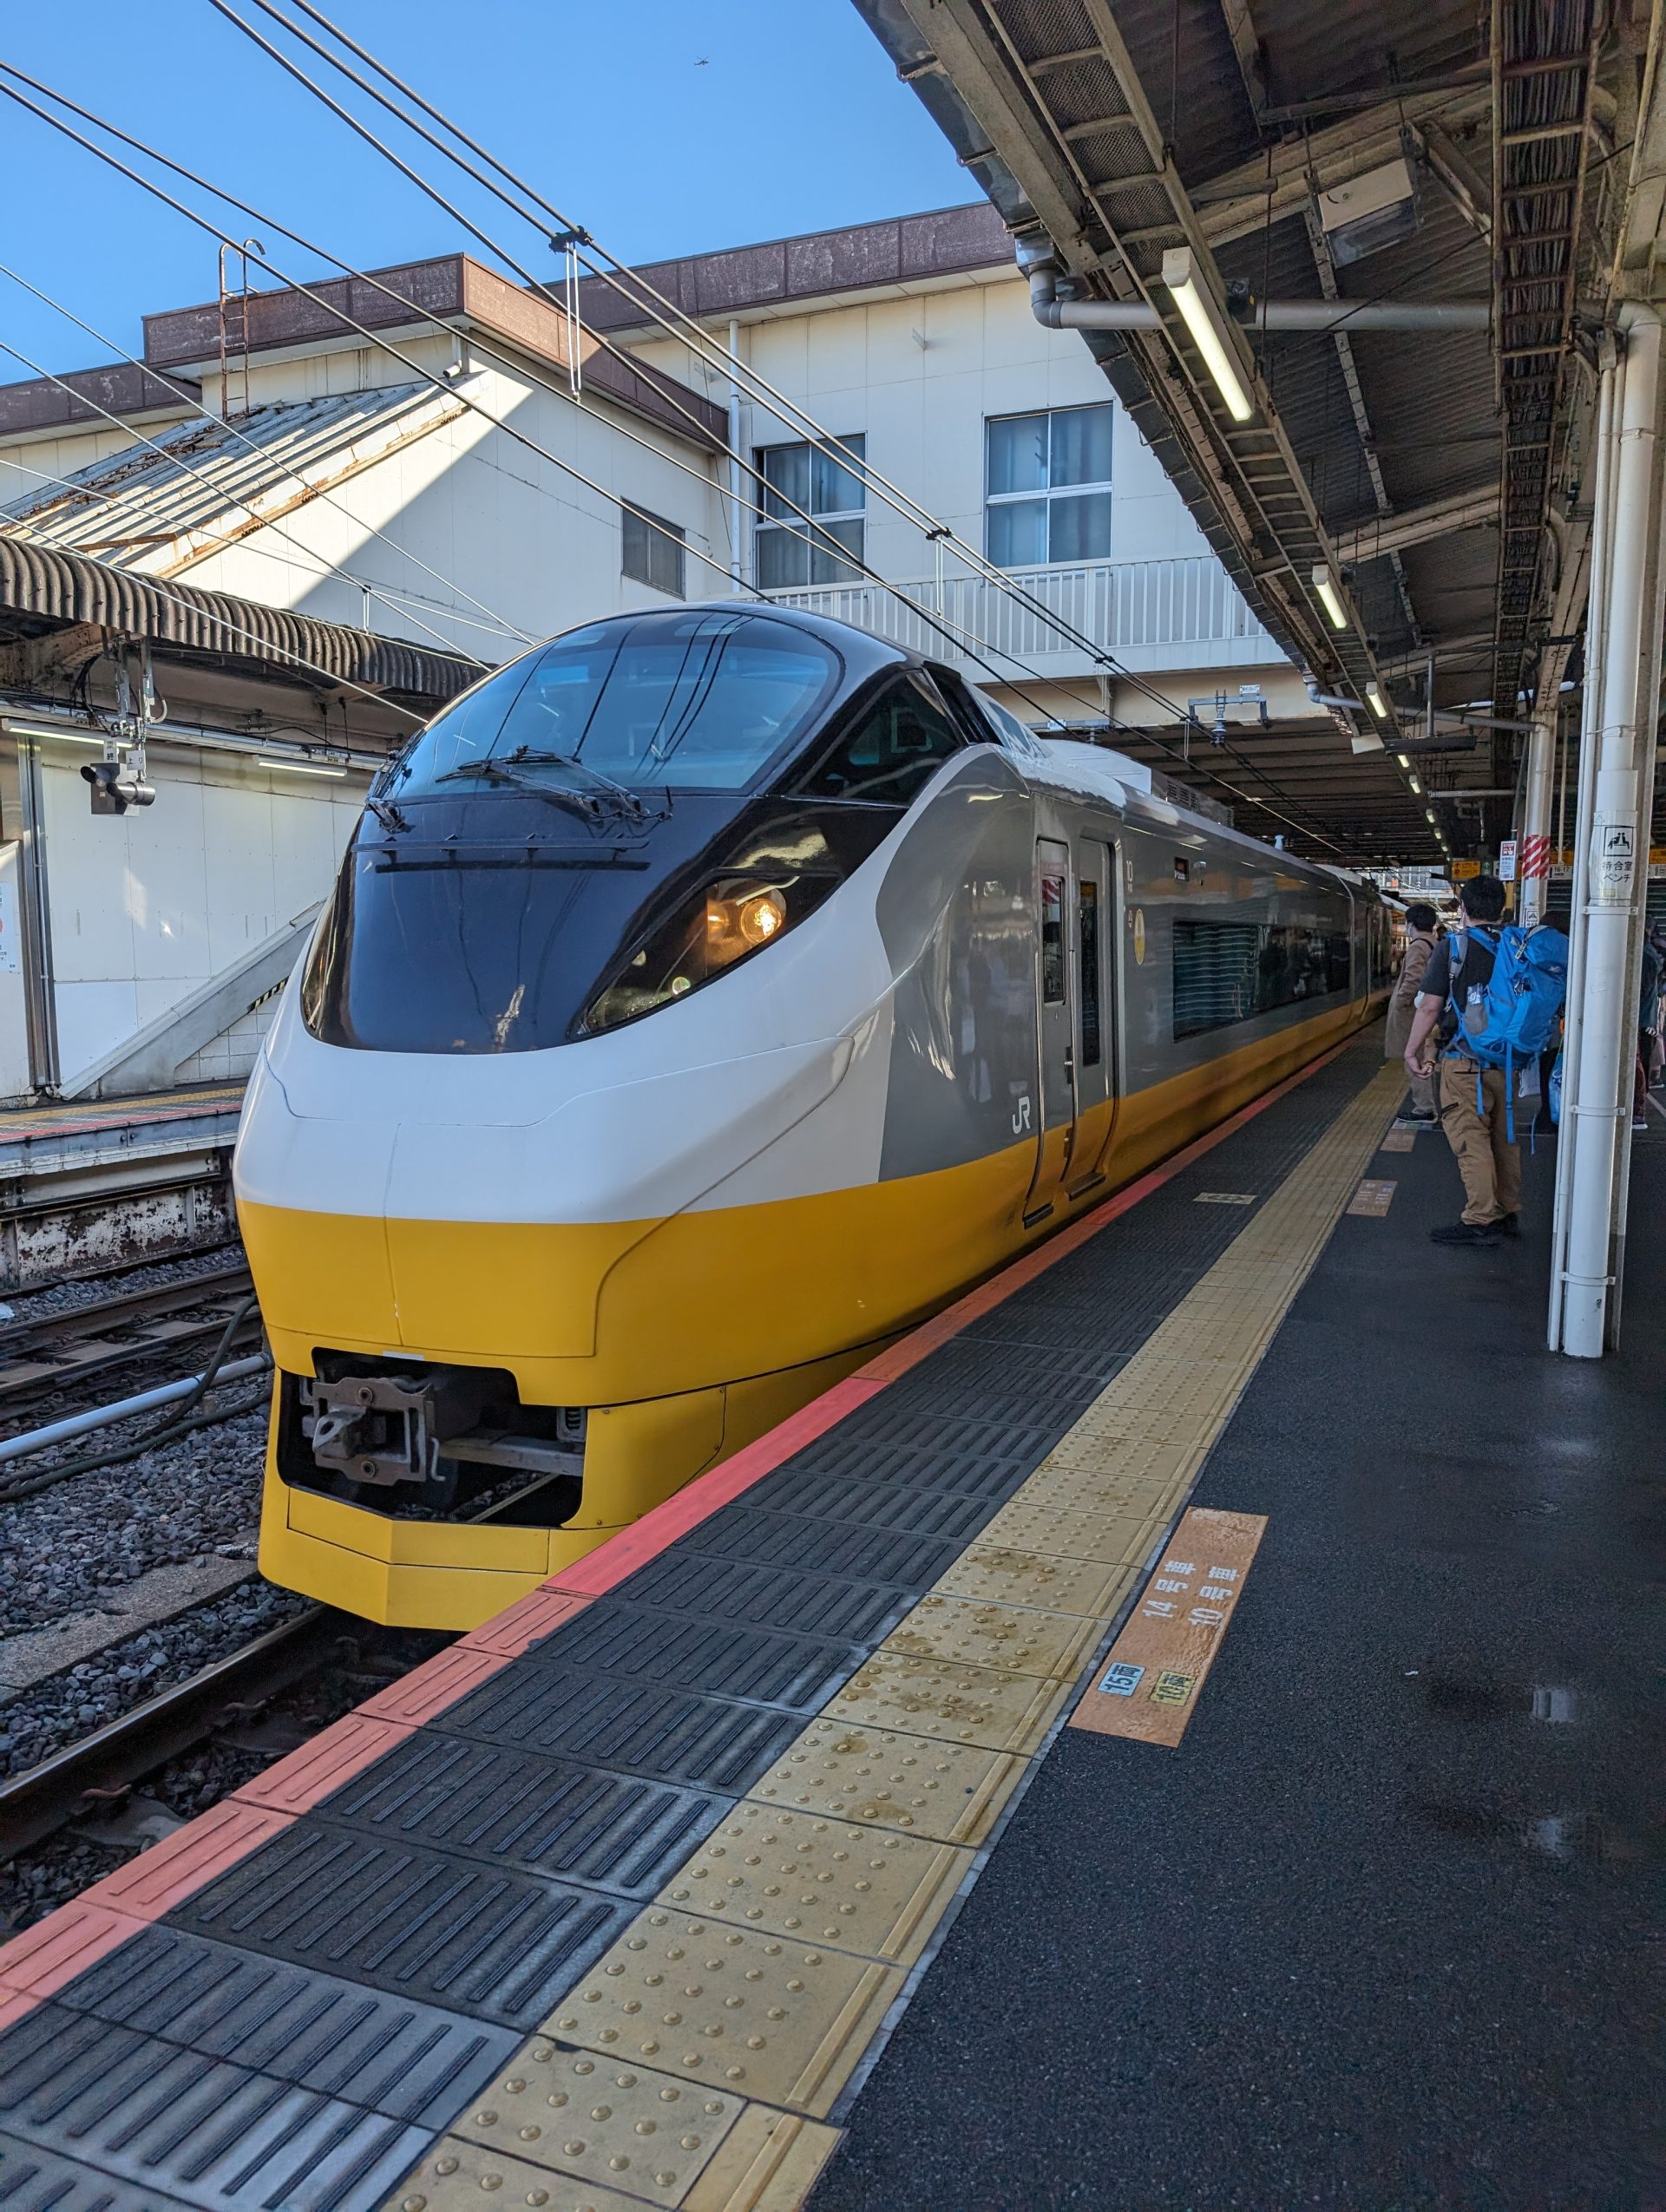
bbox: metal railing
[762,555,1276,665]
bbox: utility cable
[188,4,1118,722]
[0,259,535,651]
[0,69,1111,736]
[0,69,1353,851]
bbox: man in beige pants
[1385,901,1441,1120]
[1402,874,1522,1247]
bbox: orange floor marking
[1069,1507,1265,1747]
[1347,1177,1397,1216]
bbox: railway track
[0,1262,257,1410]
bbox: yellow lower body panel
[252,1000,1375,1628]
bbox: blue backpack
[1446,922,1571,1136]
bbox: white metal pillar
[726,317,745,596]
[1518,713,1555,923]
[1554,305,1666,1356]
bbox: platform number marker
[1071,1506,1265,1747]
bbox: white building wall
[40,745,364,1089]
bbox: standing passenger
[1386,901,1441,1122]
[1402,874,1521,1245]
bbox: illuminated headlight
[585,873,834,1033]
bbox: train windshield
[385,611,841,800]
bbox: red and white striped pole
[1518,717,1555,926]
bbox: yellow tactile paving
[933,1545,1138,1620]
[380,1062,1401,2212]
[682,2109,844,2212]
[449,2049,745,2205]
[974,1502,1160,1567]
[820,1650,1072,1753]
[658,1805,970,1965]
[744,1720,1025,1845]
[544,1911,903,2119]
[880,1593,1101,1680]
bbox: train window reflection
[1173,917,1351,1038]
[796,674,962,803]
[1079,880,1101,1064]
[385,612,839,798]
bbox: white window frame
[984,404,1114,570]
[754,435,866,589]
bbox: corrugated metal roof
[0,534,476,703]
[0,381,464,578]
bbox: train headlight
[585,873,833,1034]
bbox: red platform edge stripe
[549,1037,1354,1600]
[0,1031,1356,2019]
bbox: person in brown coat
[1385,901,1440,1121]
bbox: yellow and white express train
[236,605,1391,1626]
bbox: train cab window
[1079,880,1102,1065]
[793,673,963,805]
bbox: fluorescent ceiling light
[1365,684,1390,721]
[1310,566,1350,632]
[3,721,121,748]
[1396,752,1411,768]
[1426,808,1437,823]
[1409,776,1422,793]
[256,756,348,778]
[1162,247,1254,424]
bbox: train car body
[237,605,1389,1627]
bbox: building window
[986,404,1113,568]
[622,504,685,598]
[755,436,865,588]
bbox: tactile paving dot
[1022,1456,1184,1515]
[746,1718,1024,1845]
[656,1803,969,1965]
[934,1544,1138,1620]
[976,1501,1163,1567]
[390,2136,652,2211]
[881,1593,1100,1680]
[544,1908,902,2118]
[820,1650,1070,1752]
[451,2046,743,2205]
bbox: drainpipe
[1548,330,1619,1349]
[726,317,744,596]
[1559,304,1664,1358]
[1022,250,1488,333]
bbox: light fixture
[3,721,124,749]
[1396,752,1411,768]
[1426,808,1437,823]
[1311,566,1350,632]
[256,756,349,778]
[1409,775,1422,793]
[1365,684,1390,721]
[1162,247,1255,423]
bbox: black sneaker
[1499,1213,1522,1240]
[1430,1220,1500,1246]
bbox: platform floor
[0,1081,246,1177]
[0,1032,1656,2211]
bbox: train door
[1066,837,1117,1194]
[1023,837,1078,1222]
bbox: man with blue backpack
[1402,873,1571,1247]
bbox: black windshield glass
[385,611,839,799]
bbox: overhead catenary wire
[0,67,1136,746]
[0,70,1353,854]
[179,14,1353,848]
[0,258,537,652]
[231,0,1223,739]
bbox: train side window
[794,673,963,804]
[1079,879,1101,1064]
[1040,869,1066,1003]
[928,665,1000,745]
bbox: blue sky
[0,0,968,378]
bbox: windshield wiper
[366,795,410,834]
[499,747,653,821]
[436,756,606,821]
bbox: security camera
[82,759,156,815]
